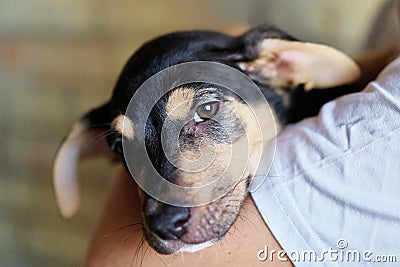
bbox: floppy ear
[53,103,114,218]
[238,38,361,91]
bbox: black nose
[147,204,190,240]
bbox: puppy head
[53,25,360,254]
[126,81,274,254]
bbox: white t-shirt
[251,57,400,266]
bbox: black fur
[72,24,361,254]
[75,23,361,179]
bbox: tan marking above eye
[176,97,279,188]
[111,114,135,140]
[165,87,195,119]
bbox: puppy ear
[238,38,361,91]
[53,103,114,218]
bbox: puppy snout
[147,204,190,240]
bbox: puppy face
[113,82,273,254]
[53,25,360,254]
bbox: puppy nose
[147,205,190,240]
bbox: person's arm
[86,166,293,267]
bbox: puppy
[53,25,360,254]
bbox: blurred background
[0,0,393,266]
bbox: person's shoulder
[268,56,400,177]
[373,56,400,98]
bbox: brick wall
[0,0,386,266]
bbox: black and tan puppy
[53,25,360,254]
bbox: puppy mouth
[147,234,220,254]
[140,177,248,254]
[144,228,221,254]
[142,204,240,254]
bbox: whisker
[96,226,143,263]
[84,122,112,128]
[101,230,134,260]
[131,236,145,267]
[91,129,114,143]
[114,214,142,219]
[89,222,142,245]
[225,177,248,195]
[140,243,150,267]
[123,227,143,242]
[155,250,169,267]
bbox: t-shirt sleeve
[251,57,400,266]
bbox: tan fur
[111,114,135,140]
[177,140,249,244]
[239,39,361,91]
[144,86,280,248]
[178,143,235,186]
[165,88,195,119]
[53,123,113,218]
[181,181,246,244]
[226,98,278,178]
[175,96,278,210]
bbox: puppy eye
[110,136,123,154]
[194,101,219,123]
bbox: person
[86,2,400,262]
[86,165,293,267]
[86,52,400,266]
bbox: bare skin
[86,166,293,267]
